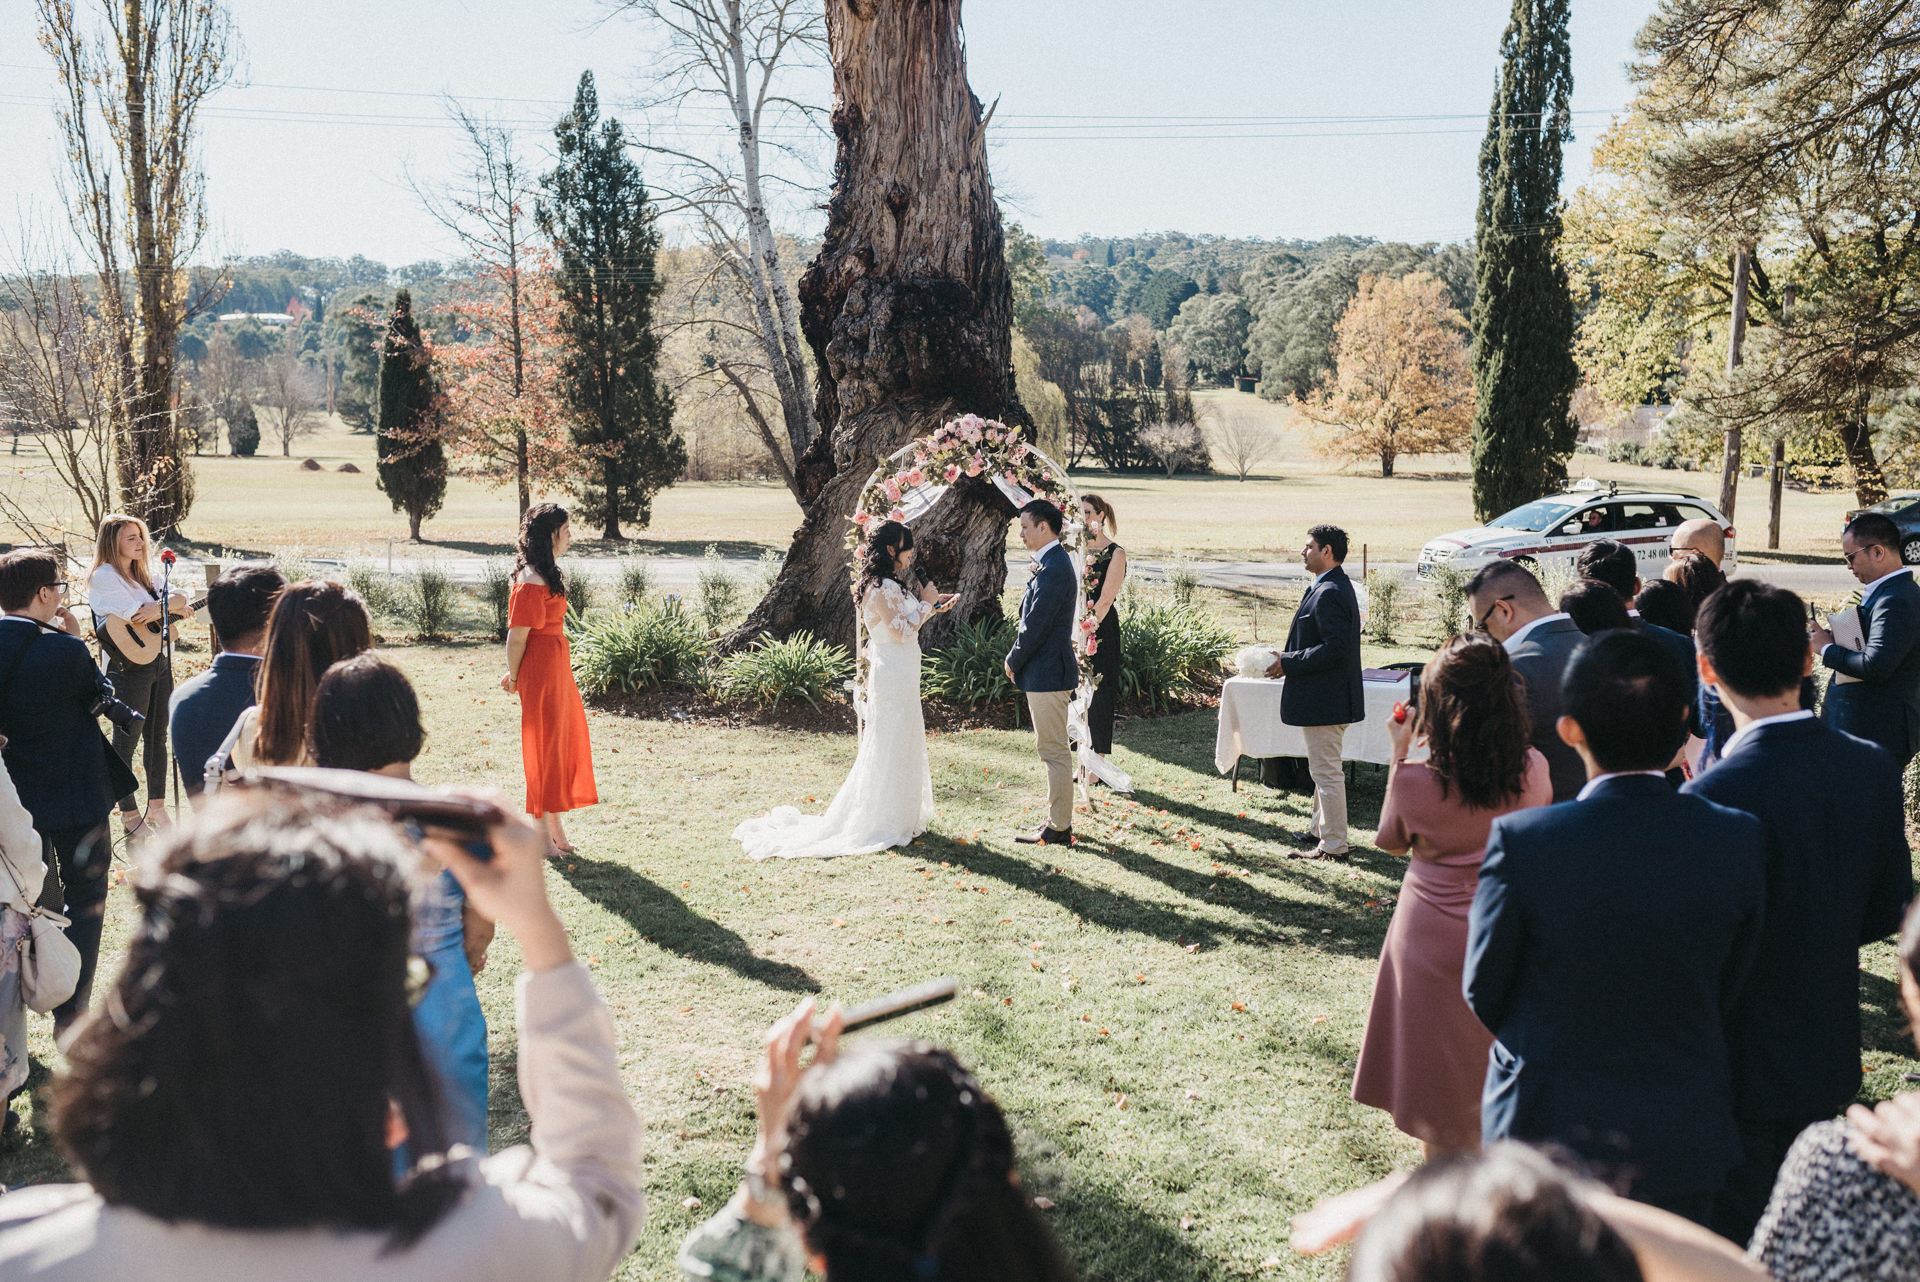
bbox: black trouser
[1083,610,1122,755]
[44,822,110,1033]
[1713,1114,1822,1247]
[105,650,172,810]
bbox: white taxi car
[1417,481,1736,580]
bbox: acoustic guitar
[97,595,208,666]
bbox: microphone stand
[160,552,177,816]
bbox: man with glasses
[1811,512,1920,767]
[1465,560,1586,801]
[0,548,130,1039]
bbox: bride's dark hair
[513,503,567,598]
[854,521,916,602]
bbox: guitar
[96,594,208,666]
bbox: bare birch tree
[257,326,321,457]
[1205,403,1278,481]
[0,237,122,545]
[607,0,826,475]
[36,0,235,538]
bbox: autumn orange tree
[1298,272,1473,478]
[438,254,581,500]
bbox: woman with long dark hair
[502,503,596,855]
[679,998,1076,1282]
[1352,633,1552,1159]
[0,787,645,1280]
[1077,495,1127,774]
[221,579,374,772]
[733,520,952,860]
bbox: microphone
[160,548,177,565]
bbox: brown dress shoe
[1016,826,1073,846]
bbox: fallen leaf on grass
[1230,1001,1247,1012]
[1179,1214,1195,1231]
[1310,1014,1329,1025]
[677,1006,695,1015]
[682,1196,702,1211]
[1115,1093,1128,1109]
[1033,1196,1056,1210]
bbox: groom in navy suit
[1005,499,1079,845]
[1465,629,1766,1222]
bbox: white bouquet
[1232,646,1281,679]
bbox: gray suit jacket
[1507,615,1587,803]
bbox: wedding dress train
[732,580,937,859]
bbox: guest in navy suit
[1681,579,1913,1243]
[1466,562,1586,802]
[169,562,285,802]
[1004,499,1080,845]
[1265,524,1363,859]
[1465,629,1765,1222]
[1812,512,1920,768]
[0,549,134,1037]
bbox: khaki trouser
[1026,690,1074,831]
[1302,722,1351,855]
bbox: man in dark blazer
[1004,499,1079,845]
[1813,512,1920,767]
[1683,579,1913,1242]
[169,562,285,802]
[0,548,132,1035]
[1264,524,1362,859]
[1465,629,1765,1222]
[1466,561,1586,801]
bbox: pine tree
[375,288,447,540]
[539,71,683,540]
[1468,0,1578,521]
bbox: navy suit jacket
[0,616,120,833]
[1279,566,1363,727]
[1505,616,1587,802]
[1465,774,1765,1199]
[170,652,262,796]
[1822,571,1920,765]
[1005,543,1079,694]
[1639,619,1700,734]
[1683,716,1912,1123]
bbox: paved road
[170,551,1858,597]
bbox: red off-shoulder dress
[508,581,598,816]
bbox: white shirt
[87,564,156,622]
[1575,769,1669,801]
[1718,708,1816,761]
[1860,566,1911,609]
[1031,539,1061,565]
[1503,612,1571,652]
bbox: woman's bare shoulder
[511,567,545,586]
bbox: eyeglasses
[1843,547,1870,565]
[40,580,67,594]
[1475,595,1515,631]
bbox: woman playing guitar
[88,514,192,843]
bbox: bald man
[1671,518,1726,568]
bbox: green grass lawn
[4,633,1915,1280]
[1,394,1861,565]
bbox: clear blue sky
[0,0,1654,266]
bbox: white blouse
[87,564,157,624]
[863,579,933,644]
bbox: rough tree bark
[726,0,1023,654]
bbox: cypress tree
[375,288,447,540]
[539,70,683,541]
[1468,0,1578,521]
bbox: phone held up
[235,767,502,860]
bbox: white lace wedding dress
[732,580,937,859]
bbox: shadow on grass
[1862,968,1914,1059]
[1037,1174,1222,1282]
[555,854,820,994]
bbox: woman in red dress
[501,504,597,854]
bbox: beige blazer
[0,963,645,1281]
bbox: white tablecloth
[1212,674,1412,775]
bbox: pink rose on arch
[890,508,906,522]
[1004,470,1022,487]
[1080,618,1096,632]
[853,511,873,528]
[854,546,868,560]
[883,480,902,503]
[1085,639,1099,656]
[944,463,961,483]
[906,468,925,487]
[967,455,984,476]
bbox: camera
[91,693,145,734]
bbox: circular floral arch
[844,416,1119,794]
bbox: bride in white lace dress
[733,520,954,859]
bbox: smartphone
[236,766,503,856]
[809,977,959,1043]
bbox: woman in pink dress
[1352,633,1552,1159]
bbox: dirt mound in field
[298,458,323,471]
[336,462,361,473]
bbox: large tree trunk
[1839,387,1887,506]
[727,0,1022,654]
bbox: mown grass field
[4,620,1914,1280]
[1,391,1864,565]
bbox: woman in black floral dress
[1078,495,1127,763]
